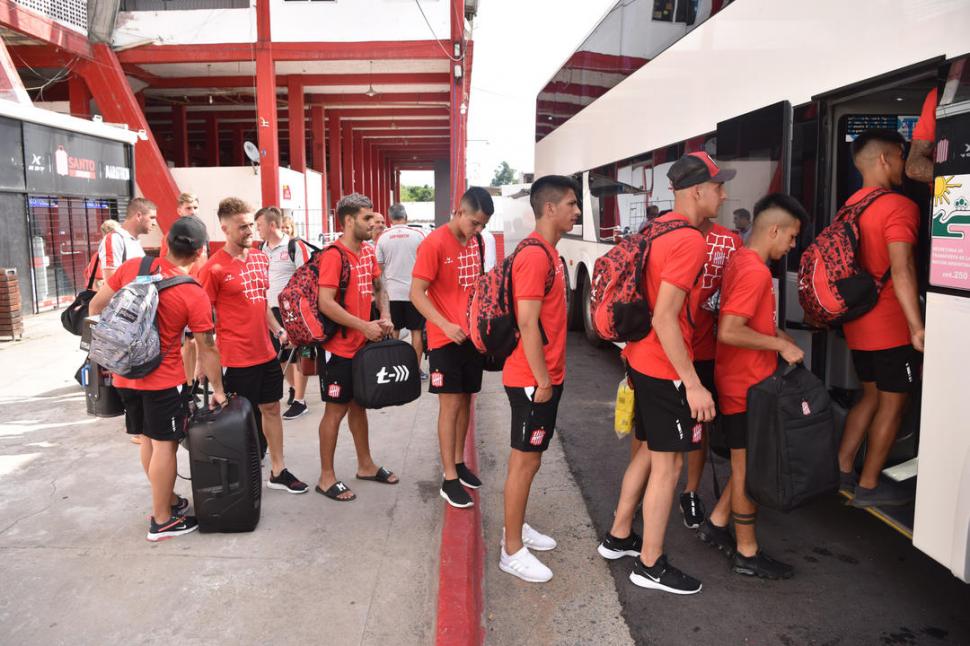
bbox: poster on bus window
[930,173,970,291]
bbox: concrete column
[434,158,451,227]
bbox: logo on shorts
[675,419,685,440]
[529,427,546,446]
[905,362,913,383]
[692,423,702,443]
[801,400,811,416]
[431,371,444,388]
[328,383,342,399]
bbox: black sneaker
[697,519,736,558]
[440,478,473,508]
[629,554,702,595]
[456,462,482,489]
[597,531,642,560]
[679,491,705,529]
[732,551,794,580]
[282,400,309,420]
[171,495,189,517]
[268,468,309,494]
[147,515,198,542]
[286,387,296,406]
[850,479,913,507]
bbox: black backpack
[745,363,839,511]
[351,339,421,409]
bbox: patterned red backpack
[468,237,556,367]
[797,188,890,327]
[277,244,350,347]
[590,219,694,342]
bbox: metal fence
[119,0,250,10]
[13,0,87,33]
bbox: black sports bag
[745,363,839,511]
[352,339,421,409]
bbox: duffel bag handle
[774,361,800,378]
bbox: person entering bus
[836,129,924,507]
[597,152,729,595]
[699,193,806,579]
[905,87,937,185]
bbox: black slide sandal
[356,466,399,485]
[315,481,357,501]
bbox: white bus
[523,0,970,582]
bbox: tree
[490,161,517,187]
[401,184,434,202]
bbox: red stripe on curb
[435,395,485,646]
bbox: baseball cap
[667,152,736,190]
[167,215,208,251]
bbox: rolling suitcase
[352,339,421,409]
[185,391,262,533]
[79,358,125,418]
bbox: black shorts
[270,307,296,362]
[721,412,748,450]
[851,345,921,393]
[429,341,485,394]
[390,300,425,331]
[318,351,354,404]
[117,386,188,442]
[629,367,702,453]
[506,384,564,453]
[694,359,716,402]
[224,358,284,407]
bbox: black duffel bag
[352,339,421,409]
[745,362,839,511]
[61,257,99,336]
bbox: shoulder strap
[322,244,351,306]
[475,233,485,272]
[137,255,154,276]
[287,237,298,263]
[85,254,100,291]
[511,237,557,294]
[156,275,199,291]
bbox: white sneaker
[499,546,553,583]
[503,523,557,551]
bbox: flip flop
[315,481,356,501]
[355,466,399,485]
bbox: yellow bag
[614,379,635,439]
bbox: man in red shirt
[89,217,226,541]
[837,130,924,507]
[597,152,729,595]
[198,198,308,495]
[905,87,937,184]
[497,176,579,583]
[699,193,806,579]
[316,193,397,501]
[411,186,494,509]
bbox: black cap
[667,152,736,190]
[167,216,208,251]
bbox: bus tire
[581,272,604,347]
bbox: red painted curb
[435,396,485,646]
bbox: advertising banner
[23,123,132,198]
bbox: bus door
[913,56,970,583]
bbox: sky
[400,0,617,189]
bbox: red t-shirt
[502,233,567,387]
[412,226,482,351]
[912,87,938,143]
[197,247,276,368]
[842,188,919,351]
[625,213,706,380]
[107,257,213,391]
[714,248,778,415]
[692,223,743,361]
[318,239,381,359]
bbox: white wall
[304,168,324,243]
[399,201,434,223]
[112,8,256,47]
[270,0,450,43]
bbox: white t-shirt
[480,229,497,272]
[98,228,145,274]
[376,224,426,302]
[263,234,311,307]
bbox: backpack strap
[321,243,352,337]
[156,275,199,291]
[287,237,298,263]
[85,254,100,291]
[840,188,893,283]
[504,237,556,345]
[136,255,155,276]
[475,233,485,272]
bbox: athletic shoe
[597,531,642,560]
[502,523,556,551]
[286,387,295,406]
[171,495,189,517]
[850,479,913,507]
[839,470,857,493]
[440,478,473,508]
[268,468,309,494]
[697,519,736,558]
[282,400,309,420]
[499,546,553,583]
[732,551,794,580]
[420,370,429,381]
[679,491,705,529]
[456,462,482,489]
[629,554,702,595]
[147,515,198,542]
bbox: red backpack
[590,219,695,342]
[797,188,890,327]
[468,237,556,367]
[277,244,350,347]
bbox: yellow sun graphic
[934,175,963,206]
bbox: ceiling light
[365,84,378,98]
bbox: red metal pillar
[449,0,464,210]
[354,131,364,197]
[328,112,342,211]
[204,114,220,166]
[287,76,306,172]
[230,124,245,165]
[68,74,91,118]
[394,168,401,203]
[256,0,279,207]
[78,44,180,232]
[366,142,375,204]
[341,121,354,195]
[172,105,189,167]
[310,105,328,226]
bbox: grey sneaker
[839,470,857,493]
[850,479,913,507]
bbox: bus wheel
[581,273,604,347]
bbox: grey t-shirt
[376,225,426,302]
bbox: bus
[522,0,970,582]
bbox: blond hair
[100,219,121,235]
[177,192,198,206]
[281,214,296,236]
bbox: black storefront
[0,115,134,314]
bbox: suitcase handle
[212,456,230,496]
